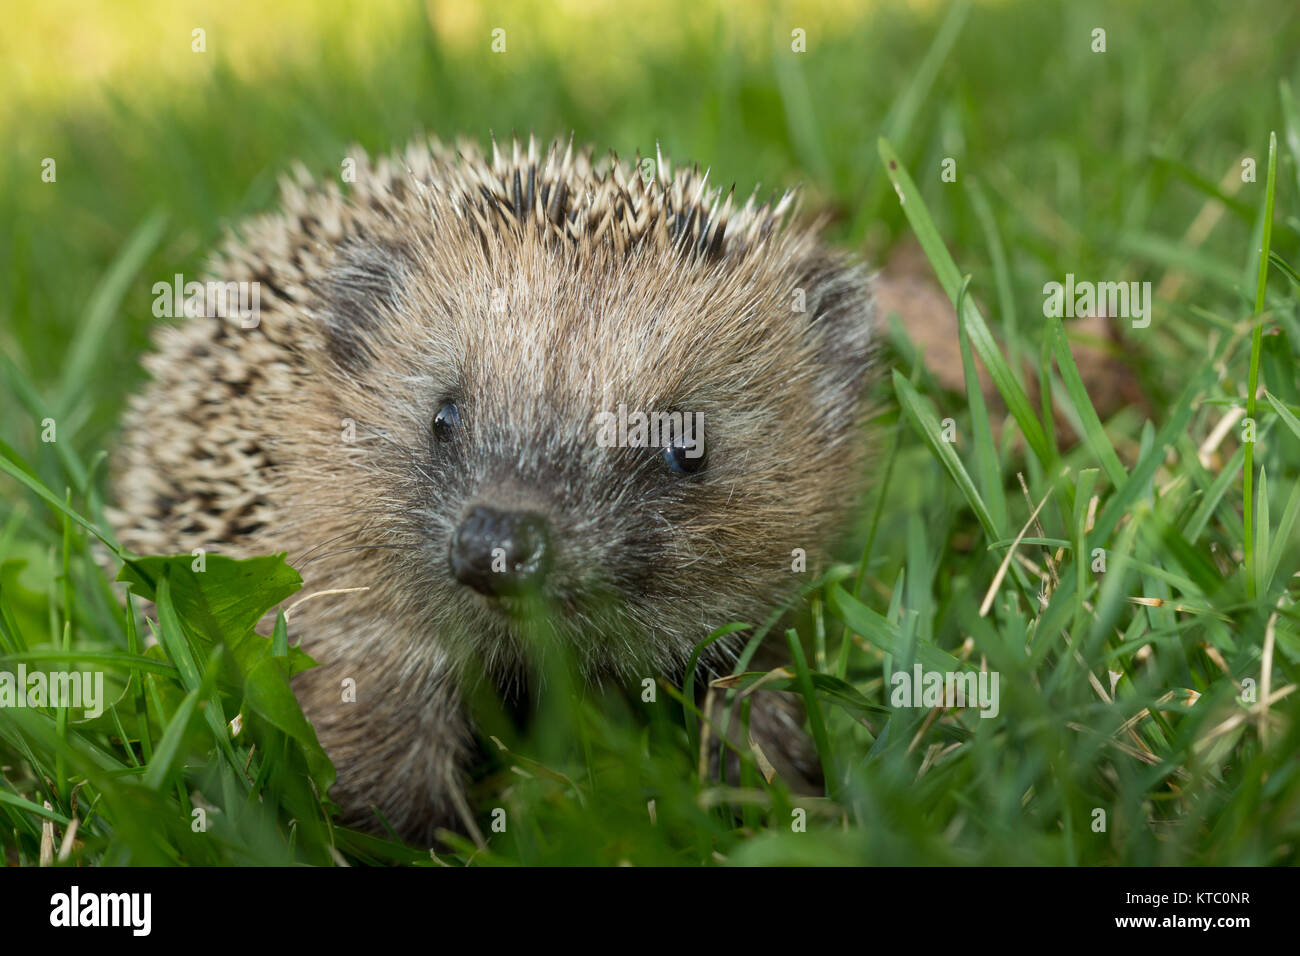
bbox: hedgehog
[110,134,877,843]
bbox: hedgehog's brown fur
[110,134,877,842]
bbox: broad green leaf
[242,656,336,797]
[118,553,302,649]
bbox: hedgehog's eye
[662,433,706,475]
[432,402,461,442]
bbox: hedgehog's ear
[315,236,412,375]
[795,252,877,425]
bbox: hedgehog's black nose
[449,506,550,597]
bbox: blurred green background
[3,0,1297,440]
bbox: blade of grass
[893,369,997,539]
[1254,469,1270,599]
[850,1,970,235]
[1186,444,1246,542]
[1265,390,1300,443]
[0,439,120,554]
[879,137,1054,469]
[828,583,963,673]
[1051,317,1127,488]
[1244,131,1278,599]
[957,274,1009,532]
[969,178,1020,365]
[785,628,837,798]
[1265,475,1300,595]
[55,210,168,419]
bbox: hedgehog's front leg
[288,606,477,845]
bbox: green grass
[2,0,1300,865]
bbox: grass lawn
[2,0,1299,865]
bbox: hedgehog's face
[315,223,874,677]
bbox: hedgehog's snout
[448,505,551,597]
